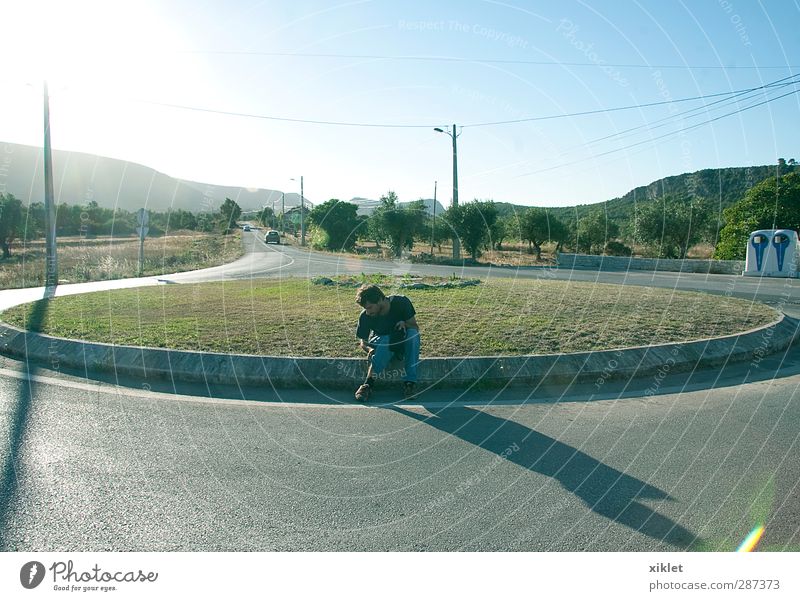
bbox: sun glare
[3,0,211,173]
[7,0,195,95]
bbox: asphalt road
[3,229,799,308]
[180,231,800,306]
[1,233,799,551]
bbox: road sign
[136,226,149,238]
[137,208,149,226]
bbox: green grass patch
[0,277,777,357]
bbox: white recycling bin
[742,229,799,277]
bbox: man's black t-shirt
[356,295,416,340]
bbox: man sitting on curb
[354,284,420,402]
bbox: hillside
[3,142,791,227]
[0,142,308,213]
[555,165,792,223]
[495,164,794,226]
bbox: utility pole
[450,123,460,260]
[289,176,306,245]
[433,124,461,260]
[300,175,305,246]
[43,81,58,287]
[430,180,437,256]
[281,192,285,233]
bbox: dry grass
[328,239,716,264]
[1,276,777,358]
[0,231,243,289]
[686,243,715,259]
[343,240,556,266]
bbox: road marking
[5,363,797,411]
[0,364,584,409]
[0,365,369,409]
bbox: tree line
[307,191,712,261]
[0,195,243,258]
[306,190,619,260]
[307,165,799,262]
[3,163,798,261]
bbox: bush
[604,240,633,256]
[714,172,800,260]
[308,225,328,251]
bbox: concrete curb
[1,313,798,391]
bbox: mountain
[0,142,310,213]
[551,165,792,224]
[494,164,794,226]
[2,142,790,226]
[346,196,446,216]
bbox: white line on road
[1,363,607,409]
[0,365,367,409]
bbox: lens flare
[736,525,765,552]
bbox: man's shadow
[392,405,701,549]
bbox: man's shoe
[402,382,417,400]
[355,383,372,402]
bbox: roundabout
[2,234,800,552]
[0,236,794,398]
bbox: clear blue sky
[3,0,799,207]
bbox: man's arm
[395,315,418,332]
[394,296,418,332]
[356,312,372,353]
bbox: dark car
[265,230,281,244]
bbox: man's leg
[400,329,420,399]
[369,335,393,376]
[355,335,391,401]
[402,328,421,386]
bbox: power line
[596,88,799,158]
[35,72,798,182]
[131,99,438,128]
[511,81,797,173]
[571,77,800,150]
[126,74,798,130]
[514,87,800,179]
[464,73,800,126]
[178,49,800,70]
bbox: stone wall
[557,253,745,275]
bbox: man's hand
[395,320,407,333]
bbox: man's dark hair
[356,284,386,307]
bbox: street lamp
[434,124,461,260]
[289,176,305,246]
